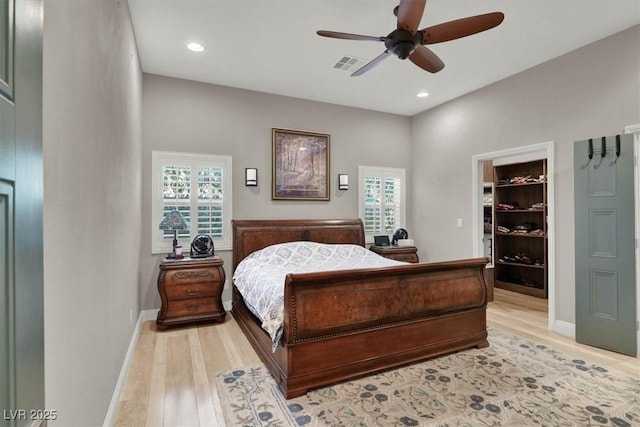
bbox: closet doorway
[472,142,556,331]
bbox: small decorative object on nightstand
[158,209,190,259]
[370,244,419,263]
[156,257,226,330]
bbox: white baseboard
[102,309,159,427]
[140,308,159,322]
[553,319,576,339]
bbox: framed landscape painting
[272,128,330,200]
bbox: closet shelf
[496,260,545,269]
[495,209,545,213]
[495,232,546,238]
[495,280,546,298]
[495,182,545,188]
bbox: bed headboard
[231,219,365,272]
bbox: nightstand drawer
[165,297,218,318]
[370,245,419,263]
[165,282,217,300]
[390,253,419,263]
[163,268,221,286]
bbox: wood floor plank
[144,329,167,427]
[227,313,262,367]
[114,321,157,426]
[163,332,199,427]
[208,384,227,427]
[119,322,156,402]
[114,290,639,426]
[215,320,249,370]
[197,322,232,373]
[195,322,245,426]
[187,328,219,426]
[113,399,147,427]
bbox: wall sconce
[245,168,258,186]
[338,174,349,190]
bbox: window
[358,166,406,242]
[152,151,232,254]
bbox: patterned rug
[215,328,640,426]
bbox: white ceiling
[127,1,640,117]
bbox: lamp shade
[158,209,190,231]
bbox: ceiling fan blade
[317,30,385,42]
[396,0,426,34]
[351,50,392,77]
[420,12,504,44]
[409,45,444,73]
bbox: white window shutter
[152,151,232,254]
[358,166,406,242]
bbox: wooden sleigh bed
[231,218,490,398]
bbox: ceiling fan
[317,0,504,76]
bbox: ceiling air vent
[332,55,367,72]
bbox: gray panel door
[0,0,16,421]
[574,135,637,356]
[0,0,44,425]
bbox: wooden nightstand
[370,245,419,263]
[156,257,226,330]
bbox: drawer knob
[186,303,199,311]
[186,289,200,296]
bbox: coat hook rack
[601,136,606,158]
[588,138,593,160]
[616,134,621,157]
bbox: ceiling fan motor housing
[385,29,422,59]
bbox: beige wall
[43,0,142,424]
[140,74,412,309]
[410,25,640,324]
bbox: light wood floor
[113,288,639,426]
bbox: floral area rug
[215,328,640,426]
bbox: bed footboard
[283,257,488,344]
[234,257,489,398]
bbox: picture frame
[272,128,330,200]
[374,235,390,246]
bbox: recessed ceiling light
[187,42,204,52]
[416,92,429,98]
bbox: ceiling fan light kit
[317,0,504,77]
[385,29,422,59]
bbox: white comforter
[233,241,406,349]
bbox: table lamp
[158,210,190,259]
